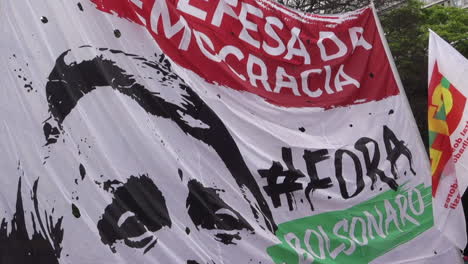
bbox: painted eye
[97,175,171,252]
[214,208,239,219]
[117,211,136,227]
[212,208,242,229]
[186,179,253,232]
[117,212,147,238]
[112,189,161,253]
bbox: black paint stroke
[71,203,81,218]
[0,177,63,264]
[102,179,122,194]
[186,179,253,235]
[383,125,416,179]
[259,148,305,211]
[303,149,332,210]
[355,137,398,191]
[97,175,170,253]
[43,47,276,232]
[79,163,86,180]
[113,29,121,38]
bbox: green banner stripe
[267,184,433,264]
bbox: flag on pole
[429,30,468,249]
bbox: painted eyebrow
[44,48,195,131]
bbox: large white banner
[0,1,462,263]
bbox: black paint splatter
[71,203,81,218]
[40,16,48,23]
[77,2,84,11]
[102,180,122,194]
[178,169,183,181]
[12,59,35,93]
[17,74,34,93]
[388,109,394,115]
[43,121,60,145]
[113,29,121,38]
[24,82,34,92]
[298,127,305,132]
[79,163,86,180]
[0,177,63,263]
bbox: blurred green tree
[275,0,407,13]
[381,0,468,147]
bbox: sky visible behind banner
[0,0,463,263]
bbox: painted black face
[97,175,253,256]
[42,47,276,234]
[41,47,277,263]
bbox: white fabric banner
[0,1,462,263]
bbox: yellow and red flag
[429,30,468,249]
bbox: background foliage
[381,0,468,148]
